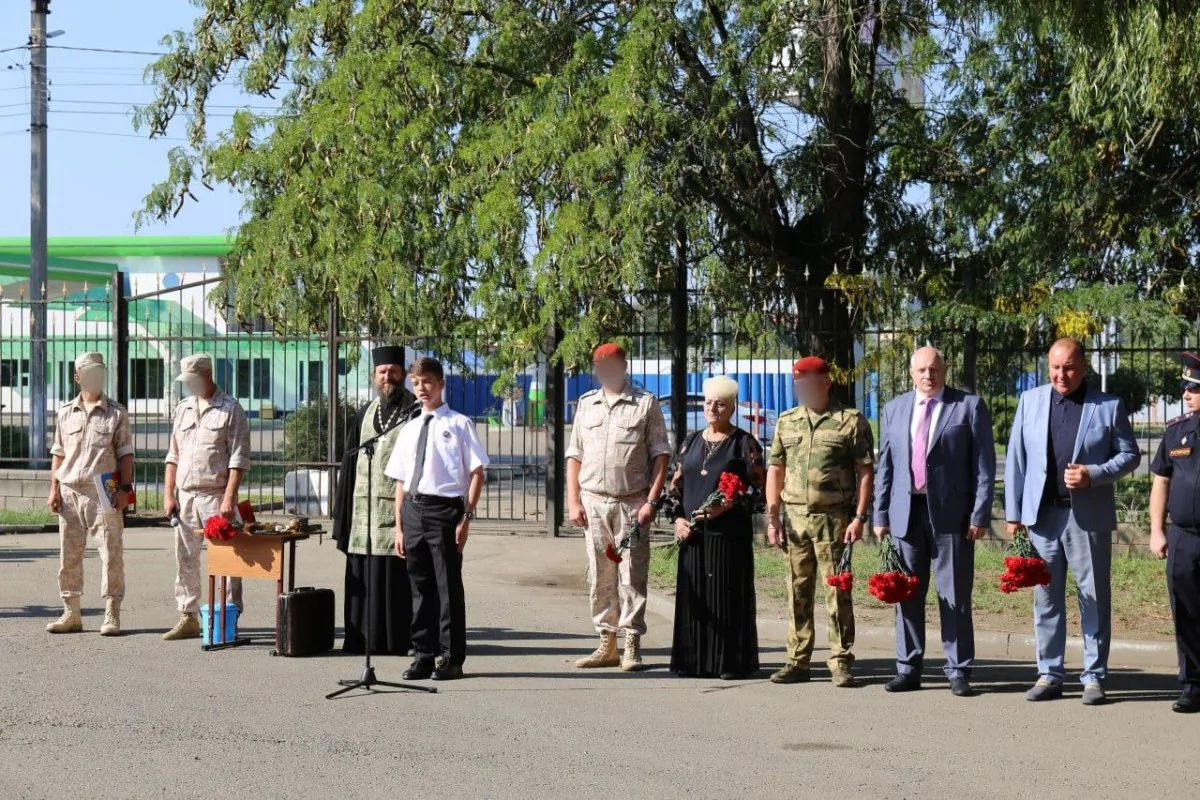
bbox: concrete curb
[645,586,1177,669]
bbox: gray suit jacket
[874,387,995,537]
[1004,384,1140,531]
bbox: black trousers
[1168,525,1200,687]
[402,495,467,666]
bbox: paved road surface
[0,530,1192,799]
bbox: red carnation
[825,544,855,592]
[717,472,747,504]
[203,515,241,542]
[604,543,622,564]
[867,536,921,604]
[998,530,1052,593]
[687,471,750,529]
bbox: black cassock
[332,400,415,655]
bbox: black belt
[1041,497,1072,509]
[1174,525,1200,537]
[410,493,464,508]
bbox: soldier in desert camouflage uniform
[566,343,671,671]
[46,352,134,637]
[162,354,252,641]
[766,356,874,687]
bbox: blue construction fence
[440,371,882,424]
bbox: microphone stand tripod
[327,402,436,699]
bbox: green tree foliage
[135,1,944,373]
[283,395,357,464]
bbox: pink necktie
[913,397,935,491]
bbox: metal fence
[3,270,1197,532]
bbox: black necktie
[410,414,434,493]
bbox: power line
[51,98,281,111]
[52,126,188,142]
[46,45,168,57]
[46,109,294,119]
[0,127,27,135]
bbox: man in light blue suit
[1005,338,1140,705]
[874,347,995,697]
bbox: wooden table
[204,531,310,652]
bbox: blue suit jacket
[874,387,996,537]
[1004,384,1140,530]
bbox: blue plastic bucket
[199,604,240,645]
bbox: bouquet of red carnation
[688,471,748,527]
[605,514,641,564]
[825,544,854,592]
[867,535,921,603]
[203,515,242,542]
[999,528,1052,593]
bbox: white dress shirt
[909,387,945,494]
[384,403,490,497]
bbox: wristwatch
[464,509,476,521]
[648,497,663,511]
[854,512,869,524]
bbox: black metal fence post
[112,271,128,407]
[671,221,688,449]
[545,324,565,537]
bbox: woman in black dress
[663,376,765,679]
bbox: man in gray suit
[1005,338,1140,705]
[874,346,995,696]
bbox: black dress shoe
[949,678,974,697]
[432,657,463,681]
[1173,688,1200,714]
[884,673,922,693]
[402,659,434,680]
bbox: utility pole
[28,0,50,466]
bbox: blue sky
[0,1,246,238]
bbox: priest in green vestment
[332,346,418,654]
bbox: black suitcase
[274,587,335,657]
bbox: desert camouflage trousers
[57,483,124,600]
[175,488,242,613]
[582,490,649,636]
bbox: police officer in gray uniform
[1149,351,1200,714]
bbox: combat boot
[45,597,83,634]
[162,612,201,641]
[575,631,620,668]
[621,632,644,672]
[830,662,857,688]
[99,599,121,637]
[770,663,811,684]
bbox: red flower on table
[203,515,241,542]
[998,530,1052,593]
[867,535,921,604]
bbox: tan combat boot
[46,596,83,634]
[621,632,644,672]
[99,599,121,637]
[574,631,620,668]
[162,612,201,641]
[830,662,857,688]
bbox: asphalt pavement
[0,529,1193,799]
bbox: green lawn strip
[0,509,56,525]
[650,540,1174,639]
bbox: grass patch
[650,540,1175,640]
[0,508,56,525]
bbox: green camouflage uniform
[769,401,874,669]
